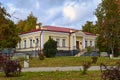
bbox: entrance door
[76,41,79,49]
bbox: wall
[43,31,70,50]
[16,31,41,53]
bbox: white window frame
[56,38,60,47]
[24,40,26,48]
[36,38,39,47]
[19,41,21,49]
[30,39,32,48]
[62,39,66,47]
[90,41,92,47]
[85,40,87,48]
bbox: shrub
[91,57,98,64]
[86,46,92,55]
[43,37,57,58]
[38,52,44,60]
[100,62,120,80]
[3,60,21,77]
[82,61,91,74]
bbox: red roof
[44,25,78,33]
[20,28,41,34]
[20,25,96,36]
[21,25,78,34]
[84,32,96,36]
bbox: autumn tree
[95,0,120,56]
[16,12,40,33]
[23,12,37,32]
[16,20,25,33]
[0,3,20,49]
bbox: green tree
[0,3,20,49]
[82,21,99,34]
[16,12,41,33]
[23,12,37,32]
[95,0,120,56]
[43,37,57,58]
[16,20,25,33]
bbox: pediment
[76,31,85,36]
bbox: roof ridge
[44,25,78,30]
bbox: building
[16,25,97,56]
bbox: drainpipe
[39,27,46,54]
[69,33,71,51]
[40,31,42,53]
[40,28,44,54]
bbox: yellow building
[16,25,97,56]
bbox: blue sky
[0,0,101,29]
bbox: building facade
[16,25,97,56]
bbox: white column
[74,34,76,50]
[70,33,75,50]
[41,31,44,49]
[70,34,73,50]
[82,37,85,49]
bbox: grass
[0,71,101,80]
[27,56,120,67]
[1,57,119,80]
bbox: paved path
[22,66,100,72]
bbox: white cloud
[6,3,30,23]
[63,5,76,21]
[35,0,40,9]
[2,0,102,29]
[63,1,94,22]
[6,3,16,13]
[58,0,101,29]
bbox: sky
[0,0,101,30]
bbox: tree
[16,20,25,33]
[95,0,120,56]
[16,12,39,33]
[43,37,57,58]
[82,21,99,34]
[23,12,37,32]
[0,3,20,49]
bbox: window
[62,39,66,47]
[56,38,60,47]
[85,40,87,48]
[24,40,26,48]
[90,41,92,47]
[30,39,32,48]
[36,38,39,47]
[18,41,21,49]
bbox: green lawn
[1,57,119,80]
[28,57,120,67]
[0,71,101,80]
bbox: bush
[91,57,98,64]
[86,46,92,55]
[43,37,57,58]
[38,52,44,60]
[3,60,21,77]
[82,61,91,74]
[100,62,120,80]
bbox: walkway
[22,66,100,72]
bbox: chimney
[36,24,40,29]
